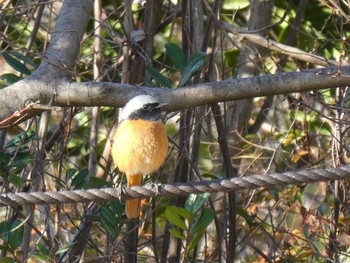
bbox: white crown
[122,95,159,120]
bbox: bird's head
[121,95,165,121]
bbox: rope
[1,165,350,207]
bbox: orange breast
[112,119,168,175]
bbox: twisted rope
[1,165,350,207]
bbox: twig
[0,101,41,128]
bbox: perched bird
[112,95,168,219]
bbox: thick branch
[45,66,350,110]
[33,0,93,77]
[0,0,93,128]
[1,66,350,128]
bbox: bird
[112,95,168,219]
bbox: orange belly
[112,119,168,175]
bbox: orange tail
[126,174,142,219]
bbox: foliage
[1,0,350,262]
[165,193,214,260]
[145,43,207,88]
[0,51,37,86]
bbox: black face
[128,102,162,121]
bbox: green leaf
[9,152,32,170]
[55,242,77,255]
[176,206,193,222]
[224,49,239,68]
[100,206,119,237]
[70,168,89,189]
[165,43,186,70]
[8,173,25,188]
[236,207,256,227]
[36,243,50,257]
[165,206,189,231]
[302,182,327,210]
[317,203,331,216]
[308,239,327,257]
[179,52,207,87]
[185,194,197,213]
[85,214,101,222]
[0,221,11,243]
[8,219,24,250]
[201,173,219,180]
[0,219,24,250]
[223,0,250,10]
[9,152,33,170]
[83,177,111,189]
[168,228,186,240]
[33,252,51,262]
[185,193,211,214]
[338,233,350,246]
[0,73,22,84]
[109,200,124,217]
[190,208,214,234]
[145,64,173,88]
[5,130,36,148]
[0,152,11,167]
[187,230,204,252]
[2,52,32,75]
[10,50,37,69]
[303,224,310,239]
[285,204,303,231]
[66,169,78,180]
[100,206,118,226]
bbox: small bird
[112,95,168,219]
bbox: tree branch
[0,0,94,128]
[221,21,342,67]
[1,65,350,128]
